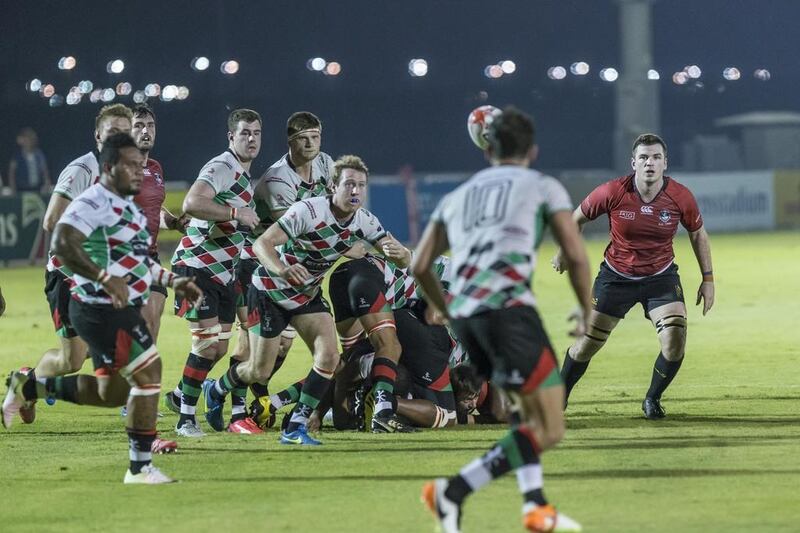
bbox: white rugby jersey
[430,165,572,319]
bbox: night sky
[2,0,798,179]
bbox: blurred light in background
[78,80,93,94]
[27,79,43,92]
[191,57,210,71]
[547,66,567,80]
[89,89,102,103]
[116,82,132,96]
[754,68,771,81]
[570,62,590,75]
[307,57,327,71]
[408,59,428,77]
[49,95,64,107]
[484,64,503,79]
[107,59,125,74]
[648,69,660,80]
[500,60,516,74]
[101,88,115,102]
[599,68,619,82]
[220,60,239,74]
[66,91,81,105]
[723,67,741,80]
[672,71,689,85]
[161,85,178,101]
[40,84,55,98]
[324,62,342,76]
[685,65,702,79]
[133,90,146,103]
[58,56,77,70]
[177,86,190,100]
[144,83,161,97]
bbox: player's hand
[306,410,322,433]
[696,281,714,315]
[234,207,260,229]
[0,287,6,317]
[174,276,203,309]
[343,241,368,260]
[103,276,130,309]
[281,264,311,286]
[166,212,191,233]
[551,250,566,274]
[381,233,411,264]
[424,304,449,326]
[567,307,587,337]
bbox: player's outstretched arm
[550,210,592,333]
[411,221,450,319]
[253,223,310,285]
[182,180,259,227]
[552,207,589,273]
[52,223,129,308]
[688,226,714,315]
[43,195,72,232]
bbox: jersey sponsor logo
[502,225,529,237]
[618,210,636,220]
[462,180,512,231]
[640,205,654,214]
[659,209,671,223]
[422,371,432,382]
[77,197,100,209]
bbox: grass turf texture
[0,232,798,532]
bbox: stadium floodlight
[672,71,689,85]
[27,79,42,92]
[144,83,161,97]
[66,92,81,106]
[132,90,146,103]
[500,60,516,74]
[40,84,55,98]
[102,88,116,102]
[307,57,327,71]
[647,69,660,80]
[78,80,93,94]
[191,57,210,71]
[58,56,77,70]
[49,95,64,107]
[599,68,619,82]
[220,60,239,74]
[484,64,503,79]
[547,66,567,80]
[116,82,132,96]
[408,59,428,77]
[685,65,702,79]
[89,89,102,103]
[570,61,590,75]
[177,86,190,100]
[754,68,771,81]
[161,85,178,101]
[324,62,342,76]
[107,59,125,74]
[723,67,741,81]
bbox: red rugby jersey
[135,158,166,256]
[580,175,703,277]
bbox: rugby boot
[151,437,178,454]
[227,417,264,434]
[642,397,666,420]
[202,379,225,431]
[279,426,321,445]
[372,413,418,433]
[523,503,582,532]
[421,478,462,533]
[123,464,176,484]
[2,370,28,429]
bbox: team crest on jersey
[618,210,635,220]
[659,209,671,223]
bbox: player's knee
[315,351,340,372]
[190,324,221,355]
[655,314,687,360]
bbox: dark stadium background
[1,0,798,179]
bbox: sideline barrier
[0,193,48,262]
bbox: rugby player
[5,133,201,483]
[553,133,714,419]
[413,107,591,532]
[2,104,132,426]
[170,109,262,437]
[204,155,405,445]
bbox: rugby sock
[250,382,269,398]
[445,426,543,506]
[646,353,684,400]
[285,367,332,433]
[210,360,245,401]
[33,375,80,404]
[179,353,214,425]
[560,349,590,400]
[371,357,397,418]
[270,379,305,411]
[127,428,156,474]
[228,359,247,422]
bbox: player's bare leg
[141,292,167,343]
[560,310,620,406]
[34,336,88,377]
[643,302,688,419]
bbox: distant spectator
[7,127,51,193]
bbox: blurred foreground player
[413,107,591,532]
[553,133,714,419]
[4,134,201,483]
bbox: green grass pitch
[0,232,798,532]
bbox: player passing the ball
[553,133,714,419]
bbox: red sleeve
[676,184,703,232]
[580,180,617,220]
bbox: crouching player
[4,134,201,483]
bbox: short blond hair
[95,104,132,130]
[333,155,369,185]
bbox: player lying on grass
[3,133,202,483]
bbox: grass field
[1,232,798,533]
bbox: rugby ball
[467,105,501,150]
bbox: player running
[4,133,201,483]
[204,155,406,445]
[413,107,591,532]
[170,109,262,437]
[553,133,714,419]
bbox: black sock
[286,368,332,433]
[250,382,269,398]
[127,429,155,474]
[560,349,590,400]
[45,375,80,404]
[646,353,683,399]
